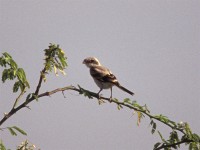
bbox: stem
[115,101,184,134]
[0,67,47,126]
[12,89,26,109]
[155,139,193,150]
[34,68,46,95]
[0,86,76,126]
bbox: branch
[0,65,47,126]
[155,139,193,150]
[0,86,76,126]
[0,85,198,150]
[34,68,46,95]
[12,89,26,109]
[0,85,185,134]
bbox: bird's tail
[116,84,134,96]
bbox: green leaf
[150,119,154,126]
[2,69,8,82]
[144,104,150,113]
[117,104,123,110]
[168,120,177,127]
[164,147,170,150]
[192,133,200,142]
[131,101,144,110]
[123,98,131,104]
[77,85,96,99]
[158,131,166,142]
[43,44,67,76]
[3,52,12,59]
[10,59,18,69]
[131,100,137,105]
[1,52,29,92]
[155,114,170,123]
[1,52,18,69]
[7,127,17,136]
[13,81,21,93]
[17,68,26,82]
[0,140,6,150]
[181,134,188,142]
[188,142,198,150]
[7,126,27,136]
[0,58,6,67]
[113,98,119,102]
[12,126,27,136]
[185,123,193,139]
[189,143,192,150]
[153,142,161,149]
[2,68,17,82]
[151,122,157,134]
[24,80,30,88]
[169,131,179,145]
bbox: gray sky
[0,0,200,149]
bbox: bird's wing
[90,65,134,95]
[90,66,118,83]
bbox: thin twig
[155,139,193,150]
[34,68,46,95]
[12,89,26,109]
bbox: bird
[83,57,134,101]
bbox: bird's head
[83,57,101,68]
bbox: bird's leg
[109,87,113,102]
[97,88,102,99]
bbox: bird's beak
[82,60,85,64]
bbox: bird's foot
[97,93,103,99]
[109,97,113,103]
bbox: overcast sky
[0,0,200,149]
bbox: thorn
[26,106,31,110]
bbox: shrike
[83,57,134,101]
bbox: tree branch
[0,85,198,150]
[0,86,76,126]
[0,66,47,126]
[34,68,46,95]
[155,139,193,150]
[0,85,185,134]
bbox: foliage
[0,52,30,93]
[0,44,67,149]
[7,126,27,136]
[0,44,199,149]
[78,86,200,150]
[0,141,7,150]
[43,43,67,80]
[17,140,36,150]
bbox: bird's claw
[109,97,113,103]
[97,93,103,99]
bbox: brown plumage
[83,57,134,101]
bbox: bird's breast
[93,78,113,89]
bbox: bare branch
[34,68,46,96]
